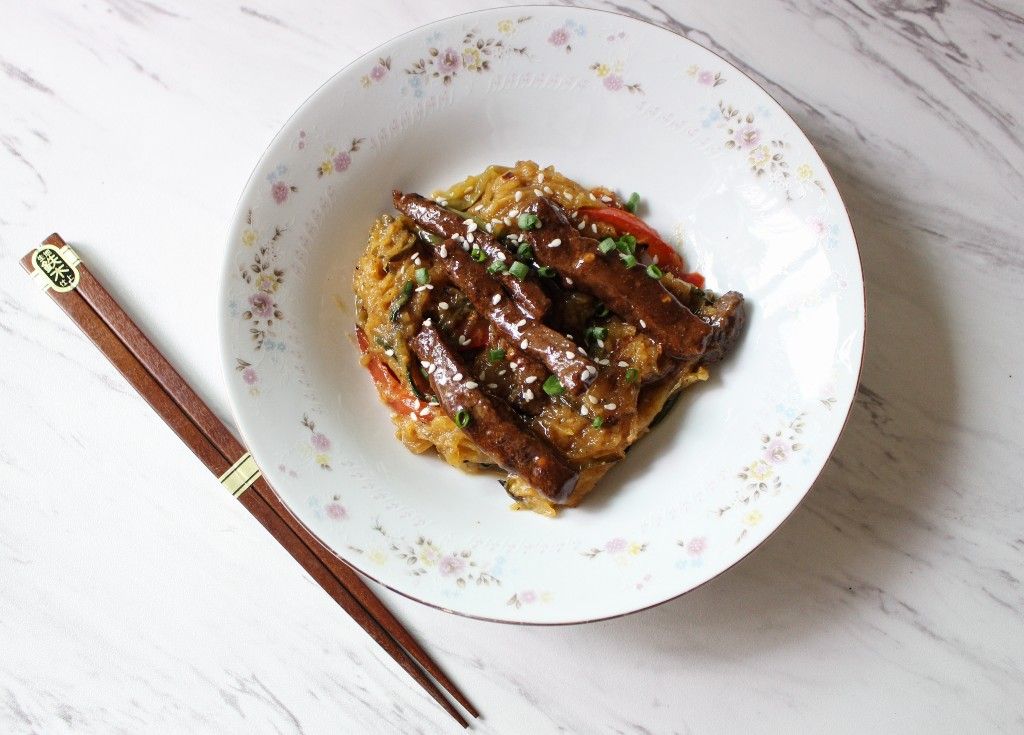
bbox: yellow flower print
[497,19,514,34]
[241,228,257,247]
[594,63,610,78]
[462,46,483,72]
[749,145,772,169]
[256,273,280,293]
[368,548,388,566]
[744,510,763,527]
[797,163,813,181]
[628,542,644,556]
[417,543,441,567]
[360,75,371,88]
[319,160,333,176]
[686,64,698,77]
[314,452,330,468]
[747,459,773,482]
[539,591,553,603]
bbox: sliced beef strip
[698,290,746,364]
[411,326,579,503]
[473,335,548,416]
[523,197,714,361]
[427,238,597,395]
[393,190,550,320]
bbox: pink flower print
[686,537,707,556]
[438,554,466,576]
[332,151,351,172]
[248,292,273,318]
[733,124,761,149]
[605,537,627,553]
[548,27,570,46]
[437,47,461,74]
[310,432,331,452]
[603,74,624,91]
[520,590,536,603]
[325,502,347,520]
[370,64,387,81]
[764,438,789,463]
[241,367,258,385]
[271,180,289,203]
[698,70,715,86]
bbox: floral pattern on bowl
[219,6,864,624]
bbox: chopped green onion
[620,253,638,269]
[646,263,663,279]
[542,375,564,396]
[616,234,637,255]
[598,237,617,254]
[455,409,471,428]
[537,265,557,278]
[591,415,604,428]
[517,213,541,230]
[586,326,608,343]
[486,260,506,275]
[625,192,640,213]
[625,368,639,383]
[487,348,506,363]
[594,303,610,318]
[415,267,430,285]
[516,243,534,261]
[470,247,487,262]
[508,261,530,280]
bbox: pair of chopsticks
[20,234,477,728]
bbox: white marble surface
[1,0,1021,732]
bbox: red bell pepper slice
[356,326,423,415]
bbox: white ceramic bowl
[219,6,864,624]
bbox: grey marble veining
[1,1,1022,733]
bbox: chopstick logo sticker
[32,244,81,292]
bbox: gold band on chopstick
[31,242,81,293]
[219,452,261,497]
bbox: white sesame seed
[521,339,529,349]
[496,251,507,261]
[604,403,617,410]
[524,388,534,401]
[509,362,518,369]
[577,220,586,230]
[537,173,544,183]
[543,186,553,195]
[498,369,507,376]
[462,242,470,251]
[534,189,543,197]
[491,293,502,305]
[487,383,498,389]
[422,318,433,327]
[617,361,629,368]
[652,254,659,264]
[601,195,612,203]
[564,190,573,199]
[384,348,394,356]
[565,350,575,358]
[428,364,437,374]
[589,192,598,201]
[458,335,470,346]
[596,339,604,348]
[466,232,475,243]
[463,217,474,225]
[509,208,519,217]
[409,411,418,421]
[413,256,422,265]
[465,381,479,389]
[548,238,561,248]
[516,319,527,328]
[425,284,433,290]
[524,376,537,384]
[438,302,449,310]
[639,319,647,328]
[599,358,611,365]
[514,191,523,202]
[581,405,589,416]
[415,285,427,292]
[565,277,573,285]
[453,372,463,381]
[588,395,598,404]
[578,346,586,355]
[474,204,484,211]
[485,222,493,233]
[591,223,598,233]
[419,406,430,416]
[439,244,448,257]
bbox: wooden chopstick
[65,236,478,721]
[20,235,475,728]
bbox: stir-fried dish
[353,161,745,516]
